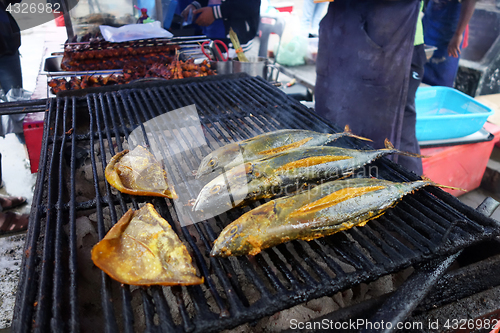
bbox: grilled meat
[105,145,177,199]
[92,203,204,285]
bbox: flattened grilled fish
[196,126,369,178]
[211,178,436,257]
[105,145,177,199]
[92,203,204,285]
[193,140,422,214]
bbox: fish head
[193,163,256,214]
[211,201,278,257]
[210,222,248,257]
[196,143,242,178]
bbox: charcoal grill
[12,74,500,332]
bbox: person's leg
[398,44,425,175]
[0,211,29,234]
[422,35,463,87]
[0,194,29,234]
[0,51,23,93]
[300,0,315,36]
[310,2,328,36]
[0,195,27,210]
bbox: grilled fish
[211,178,436,257]
[105,145,177,199]
[92,204,204,285]
[193,140,422,214]
[196,126,369,178]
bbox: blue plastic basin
[415,86,494,141]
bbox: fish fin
[396,151,429,158]
[384,139,394,150]
[344,125,372,142]
[326,125,372,144]
[383,139,429,159]
[338,172,354,180]
[420,176,467,192]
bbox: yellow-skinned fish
[210,178,447,257]
[195,126,370,178]
[193,140,423,214]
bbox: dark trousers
[0,50,22,93]
[398,43,425,175]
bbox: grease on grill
[105,145,177,199]
[91,204,204,286]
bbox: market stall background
[2,0,500,331]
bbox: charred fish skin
[210,179,431,257]
[193,145,413,214]
[195,128,365,179]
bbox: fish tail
[343,125,372,142]
[383,139,429,158]
[326,125,372,144]
[420,175,467,192]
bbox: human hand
[194,7,215,26]
[181,4,195,21]
[448,33,463,58]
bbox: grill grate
[13,74,500,332]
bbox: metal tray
[419,127,494,148]
[40,56,122,77]
[41,36,212,76]
[425,44,437,60]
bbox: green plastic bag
[276,36,308,66]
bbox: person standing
[300,0,328,37]
[398,2,426,175]
[422,0,477,87]
[181,0,261,53]
[0,0,22,93]
[315,0,422,171]
[0,0,29,233]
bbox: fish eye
[210,185,221,194]
[229,225,238,235]
[208,159,217,167]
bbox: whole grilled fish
[192,140,422,214]
[211,178,437,257]
[195,126,369,179]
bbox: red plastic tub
[275,3,293,13]
[421,122,500,196]
[23,112,45,174]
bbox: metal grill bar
[120,89,235,321]
[13,100,53,332]
[88,95,120,333]
[51,97,70,332]
[94,93,137,333]
[68,97,80,332]
[13,75,500,333]
[34,98,63,333]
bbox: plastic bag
[99,21,173,43]
[0,88,31,137]
[276,36,308,66]
[305,37,319,64]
